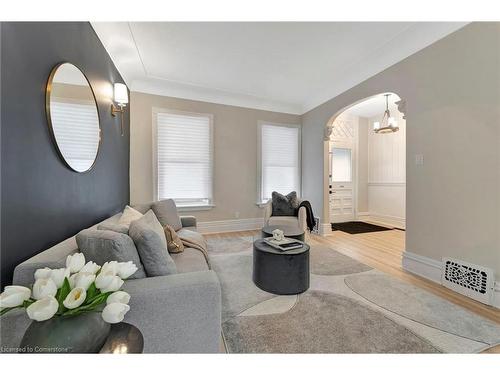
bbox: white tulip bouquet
[0,253,137,324]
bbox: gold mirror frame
[45,62,102,173]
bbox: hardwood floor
[205,228,500,353]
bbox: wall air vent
[312,216,320,235]
[441,257,494,305]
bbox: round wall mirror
[46,62,101,172]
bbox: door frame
[328,121,358,224]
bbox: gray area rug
[209,251,274,321]
[310,246,372,275]
[223,290,440,353]
[207,236,254,254]
[345,273,500,345]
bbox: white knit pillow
[118,205,143,227]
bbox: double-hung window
[50,99,100,172]
[258,122,301,204]
[154,109,214,209]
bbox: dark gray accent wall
[0,22,130,287]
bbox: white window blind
[156,111,213,207]
[260,123,300,203]
[50,100,100,172]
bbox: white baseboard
[493,282,500,309]
[197,218,264,234]
[402,251,442,283]
[320,223,332,236]
[402,251,500,308]
[357,212,405,229]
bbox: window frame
[257,121,302,206]
[152,107,215,211]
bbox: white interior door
[330,145,355,223]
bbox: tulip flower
[101,302,130,324]
[50,268,70,288]
[101,261,119,275]
[63,287,86,309]
[66,253,85,273]
[26,296,58,321]
[71,273,96,290]
[95,271,124,293]
[116,261,138,279]
[107,291,131,305]
[0,285,31,308]
[34,267,52,280]
[32,278,57,300]
[80,261,101,275]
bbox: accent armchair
[263,199,309,240]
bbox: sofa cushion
[131,202,152,214]
[118,205,143,228]
[97,222,129,234]
[129,210,177,277]
[170,248,209,273]
[152,199,182,231]
[76,229,146,279]
[271,191,299,216]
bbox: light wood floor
[206,228,500,353]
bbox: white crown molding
[93,22,468,116]
[131,78,303,115]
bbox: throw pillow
[128,210,177,277]
[118,205,143,227]
[97,222,129,234]
[271,191,299,216]
[164,224,185,253]
[151,199,182,231]
[76,229,146,279]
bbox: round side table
[252,238,310,295]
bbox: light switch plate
[415,154,424,165]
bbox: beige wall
[130,92,300,222]
[302,23,500,278]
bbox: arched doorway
[323,92,407,233]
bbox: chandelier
[373,94,399,133]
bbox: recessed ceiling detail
[92,22,466,114]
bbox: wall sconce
[111,83,129,136]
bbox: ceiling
[92,22,466,115]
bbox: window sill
[256,202,269,208]
[177,204,215,212]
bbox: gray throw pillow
[271,191,299,216]
[152,199,182,231]
[76,229,146,279]
[129,210,177,277]
[97,223,129,234]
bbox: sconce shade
[114,83,128,105]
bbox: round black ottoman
[252,238,310,295]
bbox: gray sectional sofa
[0,201,222,353]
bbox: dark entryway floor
[331,221,393,234]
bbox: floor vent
[441,257,494,305]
